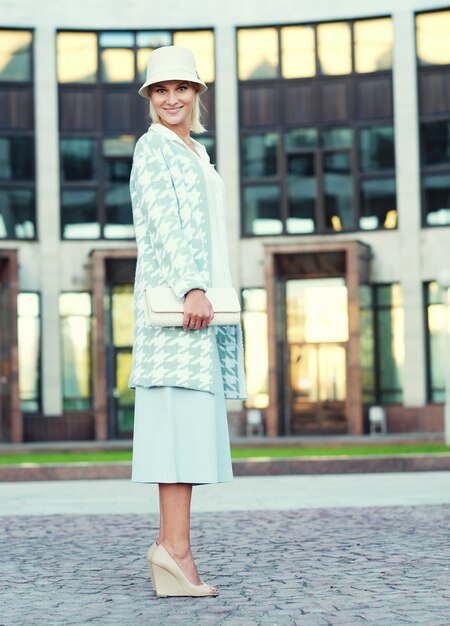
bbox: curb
[1,453,450,481]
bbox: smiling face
[149,80,198,132]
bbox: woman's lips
[164,107,181,114]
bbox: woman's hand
[183,289,214,331]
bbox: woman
[128,45,247,598]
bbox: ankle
[161,540,191,560]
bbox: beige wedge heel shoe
[149,544,218,598]
[146,542,158,590]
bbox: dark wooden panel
[240,82,279,127]
[0,87,33,130]
[419,69,450,115]
[320,79,350,123]
[103,89,134,132]
[23,412,95,441]
[283,81,315,125]
[356,76,393,120]
[59,87,98,131]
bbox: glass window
[243,184,282,235]
[360,126,395,172]
[17,292,40,412]
[359,285,375,404]
[60,139,97,181]
[57,32,98,83]
[416,10,450,66]
[354,18,393,73]
[427,281,449,403]
[173,31,215,83]
[103,135,135,158]
[242,133,278,177]
[421,120,450,166]
[242,289,269,409]
[360,178,397,230]
[376,284,404,404]
[136,32,172,82]
[99,32,134,48]
[323,152,353,231]
[317,22,351,75]
[60,292,92,411]
[61,189,100,239]
[104,184,134,239]
[424,174,450,226]
[0,30,32,82]
[321,128,353,149]
[0,137,33,181]
[0,189,35,239]
[285,128,318,150]
[281,25,315,78]
[101,48,134,82]
[238,28,279,80]
[111,285,134,347]
[287,154,316,234]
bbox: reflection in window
[238,28,279,80]
[60,292,92,411]
[0,137,33,181]
[0,189,35,239]
[317,22,351,75]
[321,128,353,149]
[424,174,450,226]
[242,133,278,177]
[61,139,97,181]
[287,154,316,234]
[360,178,397,230]
[104,185,134,239]
[101,48,134,82]
[421,120,450,166]
[173,30,215,83]
[0,30,32,81]
[360,126,395,172]
[376,284,404,404]
[426,281,449,402]
[57,32,98,83]
[416,10,450,66]
[324,152,353,231]
[242,289,269,409]
[285,128,318,150]
[359,286,375,404]
[61,189,100,239]
[281,26,315,78]
[243,184,282,235]
[354,18,393,73]
[112,285,134,347]
[18,293,40,412]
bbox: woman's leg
[158,483,216,590]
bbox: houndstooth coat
[127,124,247,400]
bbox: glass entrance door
[286,278,348,434]
[0,270,9,441]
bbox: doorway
[285,277,349,434]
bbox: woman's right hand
[183,289,214,331]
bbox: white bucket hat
[138,45,207,99]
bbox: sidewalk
[1,473,450,625]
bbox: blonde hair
[148,83,207,134]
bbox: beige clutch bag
[143,286,241,326]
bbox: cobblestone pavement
[1,505,449,626]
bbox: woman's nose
[166,90,178,104]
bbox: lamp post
[437,270,450,446]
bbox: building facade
[0,0,449,441]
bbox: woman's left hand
[183,289,214,331]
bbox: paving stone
[1,504,450,625]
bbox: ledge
[1,453,449,482]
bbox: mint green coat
[128,125,247,400]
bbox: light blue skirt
[131,333,234,486]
